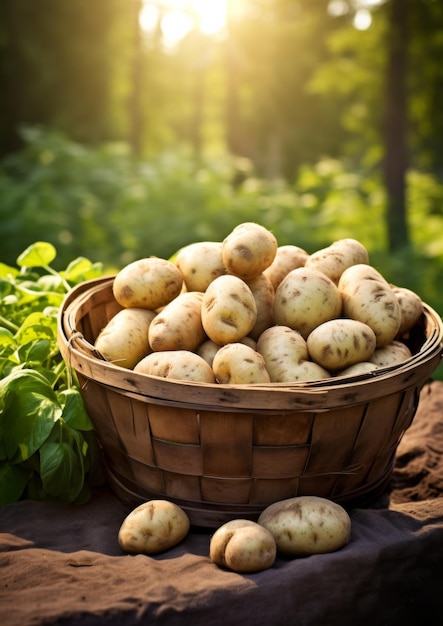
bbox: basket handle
[67,329,107,361]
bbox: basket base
[103,458,396,528]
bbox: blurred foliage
[0,127,441,293]
[1,0,443,176]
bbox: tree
[384,0,410,251]
[0,0,126,155]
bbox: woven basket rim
[57,276,443,412]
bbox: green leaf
[39,437,84,501]
[0,262,19,279]
[16,242,57,269]
[0,369,61,462]
[61,257,104,285]
[15,311,57,345]
[58,388,94,430]
[0,460,32,504]
[0,328,16,349]
[62,257,93,282]
[16,339,52,364]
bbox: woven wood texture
[58,277,443,526]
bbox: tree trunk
[384,0,410,251]
[0,1,25,155]
[128,0,144,157]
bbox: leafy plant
[0,242,104,505]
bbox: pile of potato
[118,495,352,574]
[95,222,424,384]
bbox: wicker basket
[57,276,443,527]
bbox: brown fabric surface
[1,382,443,626]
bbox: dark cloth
[1,382,443,626]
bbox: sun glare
[140,0,228,46]
[353,8,372,30]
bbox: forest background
[1,0,443,377]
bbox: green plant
[0,242,104,504]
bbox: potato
[148,291,205,352]
[306,318,377,371]
[209,519,276,573]
[258,496,351,557]
[245,273,275,340]
[212,342,271,384]
[263,244,309,290]
[257,325,331,382]
[336,361,379,377]
[197,339,221,367]
[94,307,156,369]
[273,267,342,339]
[369,340,412,368]
[134,350,216,383]
[201,274,257,345]
[391,286,424,336]
[240,335,257,350]
[305,238,369,283]
[173,241,226,292]
[338,264,401,347]
[197,336,257,368]
[113,257,183,310]
[222,222,278,280]
[118,500,190,555]
[275,360,332,382]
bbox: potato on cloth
[258,496,351,557]
[209,519,277,573]
[118,500,190,555]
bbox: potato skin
[258,496,351,557]
[201,274,257,345]
[257,325,331,382]
[174,241,226,292]
[336,361,379,377]
[273,267,342,339]
[197,339,221,367]
[148,291,205,352]
[306,318,377,371]
[94,307,156,369]
[338,264,401,347]
[245,273,275,340]
[118,500,190,555]
[369,340,412,367]
[222,222,278,280]
[263,244,309,290]
[392,286,423,336]
[209,519,277,573]
[134,350,216,383]
[212,342,271,384]
[113,257,183,310]
[305,238,369,283]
